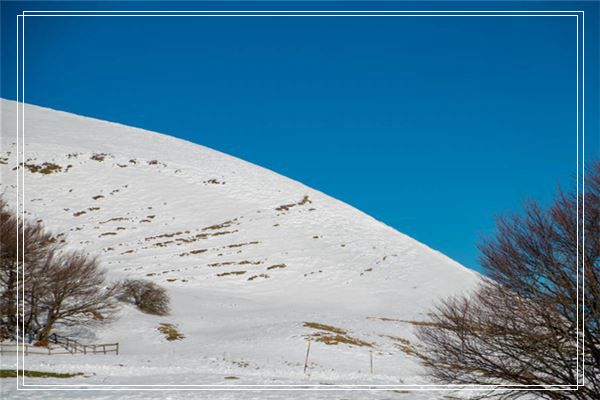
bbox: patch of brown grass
[216,271,246,277]
[276,195,312,212]
[100,217,128,224]
[303,322,346,335]
[226,241,259,248]
[303,322,372,347]
[247,274,269,281]
[399,319,445,328]
[158,323,185,341]
[298,195,312,205]
[211,230,238,236]
[21,162,63,174]
[267,263,287,270]
[179,249,207,257]
[238,260,263,265]
[311,333,372,347]
[202,220,235,231]
[145,231,185,240]
[208,261,236,267]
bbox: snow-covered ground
[0,99,480,398]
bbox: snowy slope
[0,99,479,397]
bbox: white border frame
[13,8,585,394]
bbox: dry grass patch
[217,271,246,277]
[211,230,238,237]
[367,316,446,328]
[179,249,207,257]
[303,322,372,347]
[303,322,347,335]
[226,241,259,248]
[21,162,63,174]
[311,334,372,347]
[0,369,83,379]
[158,323,185,341]
[202,220,235,231]
[98,232,117,237]
[237,260,262,265]
[276,195,312,212]
[208,261,236,267]
[267,263,287,270]
[100,217,128,224]
[247,274,269,281]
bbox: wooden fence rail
[1,334,118,356]
[0,342,72,355]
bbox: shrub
[117,279,170,316]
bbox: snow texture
[0,99,480,398]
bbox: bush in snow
[117,279,170,316]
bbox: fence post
[83,345,86,355]
[303,339,312,374]
[116,343,119,356]
[25,344,28,356]
[370,350,374,374]
[103,345,106,355]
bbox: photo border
[13,8,586,393]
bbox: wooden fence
[0,342,72,355]
[0,334,118,356]
[49,333,119,355]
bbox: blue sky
[1,2,599,272]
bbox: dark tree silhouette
[0,196,118,342]
[0,197,59,339]
[416,163,600,400]
[35,251,118,342]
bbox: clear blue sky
[2,2,599,272]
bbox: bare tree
[117,279,170,316]
[0,197,59,339]
[35,251,118,342]
[0,196,119,343]
[416,163,600,400]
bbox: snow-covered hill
[0,99,479,398]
